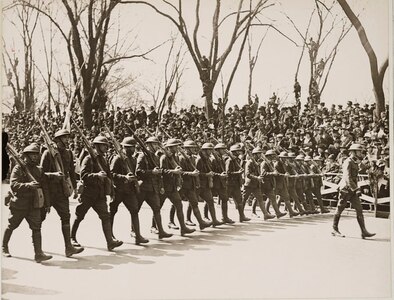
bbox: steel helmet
[348,143,364,151]
[23,143,40,154]
[214,143,227,150]
[121,137,136,146]
[252,147,263,154]
[229,144,242,152]
[145,136,160,144]
[183,140,198,148]
[93,136,109,145]
[201,142,214,150]
[165,138,181,147]
[304,156,312,161]
[265,149,276,156]
[313,156,323,161]
[288,152,296,158]
[279,151,288,158]
[296,154,305,160]
[54,129,70,138]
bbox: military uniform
[310,161,330,213]
[110,143,148,244]
[2,144,54,262]
[71,136,123,250]
[283,158,307,215]
[333,144,375,239]
[135,144,172,239]
[243,148,274,220]
[40,129,84,257]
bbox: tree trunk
[82,98,93,129]
[203,81,214,120]
[337,0,387,118]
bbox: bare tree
[337,0,388,119]
[2,1,41,112]
[284,0,352,105]
[120,0,273,118]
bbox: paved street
[1,184,392,300]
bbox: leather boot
[357,215,376,239]
[191,205,211,230]
[62,224,84,257]
[331,214,345,237]
[269,195,287,218]
[131,213,149,245]
[317,198,330,214]
[207,201,223,226]
[221,201,235,224]
[283,196,299,217]
[71,219,82,247]
[293,196,307,215]
[32,230,52,263]
[258,197,275,220]
[237,205,250,222]
[174,204,195,236]
[153,212,173,239]
[308,197,319,214]
[102,219,123,250]
[2,228,12,257]
[204,203,210,220]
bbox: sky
[1,0,391,112]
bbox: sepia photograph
[1,0,392,299]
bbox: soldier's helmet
[296,154,305,161]
[304,155,312,161]
[23,143,40,154]
[348,143,364,151]
[229,144,242,152]
[54,129,70,138]
[201,142,214,150]
[288,152,296,158]
[165,138,181,147]
[145,136,160,144]
[279,151,288,158]
[265,149,276,156]
[313,156,323,161]
[93,136,109,145]
[184,140,198,148]
[252,147,263,154]
[214,143,227,150]
[121,137,136,146]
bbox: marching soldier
[273,152,300,217]
[302,156,320,214]
[211,143,235,224]
[70,136,123,251]
[196,143,224,226]
[293,154,312,213]
[332,144,376,239]
[261,150,287,218]
[178,140,212,230]
[157,138,195,236]
[225,144,250,222]
[281,152,307,215]
[243,147,275,220]
[310,156,330,213]
[2,143,62,262]
[40,129,84,257]
[109,137,149,245]
[136,137,173,239]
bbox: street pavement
[1,184,392,300]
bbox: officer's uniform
[333,144,375,239]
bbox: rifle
[37,118,73,197]
[7,145,45,208]
[71,120,113,196]
[103,125,140,193]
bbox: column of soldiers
[2,128,376,262]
